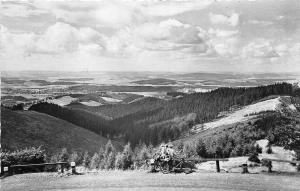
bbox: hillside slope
[192,96,299,132]
[1,108,118,154]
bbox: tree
[69,151,81,165]
[90,153,100,169]
[82,151,91,168]
[58,148,69,162]
[121,143,134,170]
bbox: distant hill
[1,108,119,154]
[131,78,178,85]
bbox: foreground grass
[2,171,300,191]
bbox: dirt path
[2,171,300,191]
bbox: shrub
[1,147,45,166]
[255,144,263,154]
[195,139,207,158]
[266,145,273,154]
[248,152,260,163]
[182,142,196,158]
[1,147,46,173]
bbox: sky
[0,0,300,73]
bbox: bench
[262,158,300,173]
[186,158,229,173]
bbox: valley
[1,71,300,175]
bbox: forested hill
[29,83,299,146]
[1,108,118,154]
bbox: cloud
[242,39,280,58]
[30,0,212,30]
[99,19,210,54]
[0,22,104,56]
[248,20,273,26]
[140,0,212,17]
[208,28,239,37]
[0,1,49,18]
[209,12,240,27]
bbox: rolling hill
[1,108,119,154]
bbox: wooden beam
[262,158,300,164]
[187,158,229,162]
[11,162,68,168]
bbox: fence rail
[1,162,75,176]
[262,158,300,173]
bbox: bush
[195,139,207,158]
[248,153,260,163]
[182,142,196,158]
[266,145,273,154]
[1,147,45,166]
[1,147,46,173]
[255,144,263,154]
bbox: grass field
[2,171,300,191]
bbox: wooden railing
[1,162,77,176]
[186,158,229,173]
[262,158,300,173]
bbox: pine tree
[90,153,100,169]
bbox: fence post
[3,167,9,176]
[216,160,220,173]
[241,164,249,173]
[267,161,272,173]
[61,163,64,173]
[71,162,76,174]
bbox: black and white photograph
[1,0,300,190]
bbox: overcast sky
[1,0,300,73]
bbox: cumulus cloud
[0,22,104,56]
[208,28,239,37]
[99,19,210,54]
[140,0,212,17]
[1,0,300,73]
[209,12,240,27]
[0,1,49,18]
[242,40,280,58]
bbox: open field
[2,171,300,191]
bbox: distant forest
[29,83,298,146]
